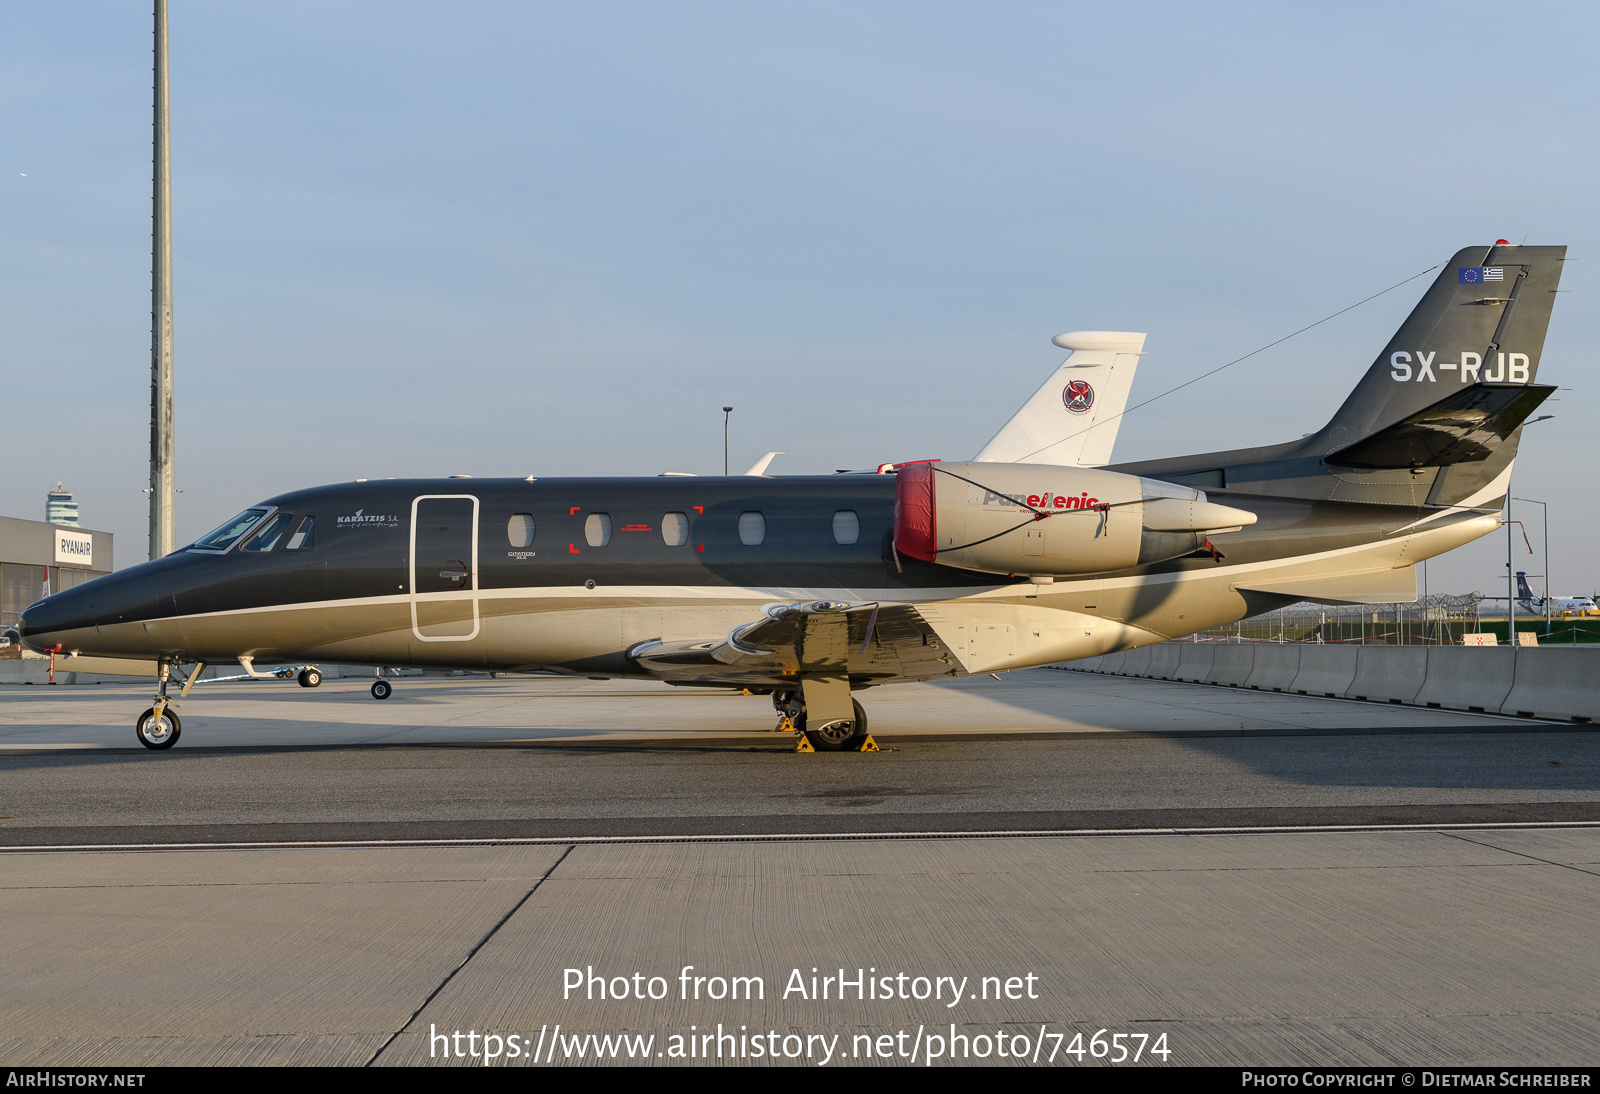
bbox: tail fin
[1516,572,1535,601]
[973,331,1145,467]
[1316,244,1566,507]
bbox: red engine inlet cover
[893,462,937,563]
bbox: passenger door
[410,495,479,641]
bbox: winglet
[974,331,1146,467]
[744,452,784,476]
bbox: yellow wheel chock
[794,734,815,753]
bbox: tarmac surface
[2,668,1597,1066]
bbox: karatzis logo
[337,508,399,528]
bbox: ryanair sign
[54,529,94,566]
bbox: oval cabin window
[584,513,612,547]
[738,511,765,546]
[507,513,535,549]
[832,510,859,545]
[661,512,689,547]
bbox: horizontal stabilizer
[1236,567,1417,606]
[1323,383,1554,470]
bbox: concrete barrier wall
[1060,642,1600,723]
[1146,644,1182,678]
[1502,648,1600,722]
[1244,645,1301,692]
[1206,645,1255,686]
[1415,648,1515,714]
[1092,651,1126,674]
[1176,644,1214,682]
[1291,645,1359,698]
[1121,647,1155,676]
[1347,646,1428,704]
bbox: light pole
[1513,496,1550,635]
[722,406,733,476]
[149,0,176,560]
[1506,501,1516,646]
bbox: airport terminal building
[0,515,114,631]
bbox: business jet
[21,243,1565,750]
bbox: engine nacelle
[893,461,1256,577]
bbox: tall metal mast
[149,0,176,560]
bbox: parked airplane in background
[1516,572,1599,616]
[22,244,1566,750]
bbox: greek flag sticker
[1459,267,1504,284]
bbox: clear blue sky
[4,2,1596,595]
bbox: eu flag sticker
[1459,267,1504,284]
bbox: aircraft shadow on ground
[0,714,1596,794]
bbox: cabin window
[738,511,765,546]
[507,513,535,549]
[832,510,859,545]
[238,511,295,553]
[191,508,270,552]
[661,512,689,547]
[285,516,316,550]
[585,512,612,547]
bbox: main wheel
[371,679,393,700]
[802,699,868,752]
[298,667,322,688]
[135,707,181,750]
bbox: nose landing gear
[371,678,393,700]
[297,667,322,688]
[135,659,186,750]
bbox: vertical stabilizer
[1312,245,1565,509]
[974,331,1145,466]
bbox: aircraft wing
[628,601,956,688]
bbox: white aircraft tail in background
[973,330,1145,467]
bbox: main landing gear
[297,666,322,688]
[371,679,393,700]
[773,690,877,752]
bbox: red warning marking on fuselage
[693,506,704,514]
[695,542,705,552]
[569,543,580,554]
[569,507,581,515]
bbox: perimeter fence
[1194,593,1600,645]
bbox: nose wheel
[371,679,393,700]
[135,707,181,750]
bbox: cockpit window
[191,508,271,552]
[239,511,295,553]
[285,516,315,551]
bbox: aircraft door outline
[410,494,480,642]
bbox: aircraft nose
[19,563,169,652]
[20,594,77,651]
